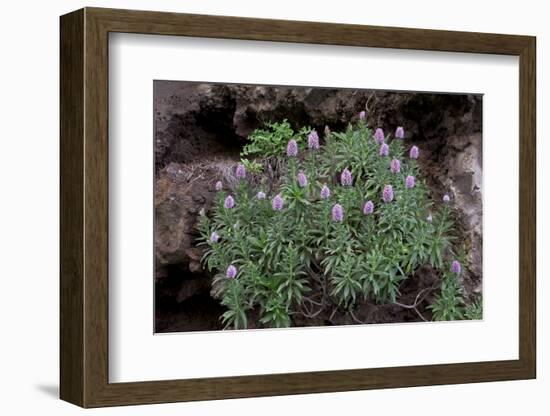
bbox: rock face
[154,81,482,331]
[443,133,483,296]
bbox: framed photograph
[60,7,536,408]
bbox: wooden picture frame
[60,7,536,408]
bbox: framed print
[60,7,536,408]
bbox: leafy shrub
[428,271,465,321]
[463,296,483,320]
[239,158,263,175]
[241,119,311,160]
[199,115,472,329]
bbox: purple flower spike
[331,203,344,222]
[307,130,320,150]
[224,195,235,209]
[257,191,266,200]
[380,143,389,157]
[226,265,237,279]
[320,184,331,200]
[374,128,385,144]
[235,163,246,179]
[324,125,331,137]
[405,175,415,189]
[210,231,219,243]
[395,126,405,139]
[287,139,298,157]
[451,260,462,274]
[341,168,353,186]
[363,200,374,215]
[443,194,450,203]
[215,180,223,191]
[272,194,284,211]
[297,171,308,187]
[390,159,401,174]
[426,214,433,223]
[359,110,366,120]
[410,145,419,160]
[382,184,394,203]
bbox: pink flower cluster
[332,203,344,222]
[308,130,320,150]
[272,194,284,211]
[341,168,353,186]
[383,185,394,203]
[287,139,298,157]
[235,163,246,179]
[297,171,308,187]
[374,128,385,144]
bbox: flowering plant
[199,117,474,329]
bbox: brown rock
[443,133,483,296]
[155,161,233,268]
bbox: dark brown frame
[60,7,536,408]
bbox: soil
[154,81,483,332]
